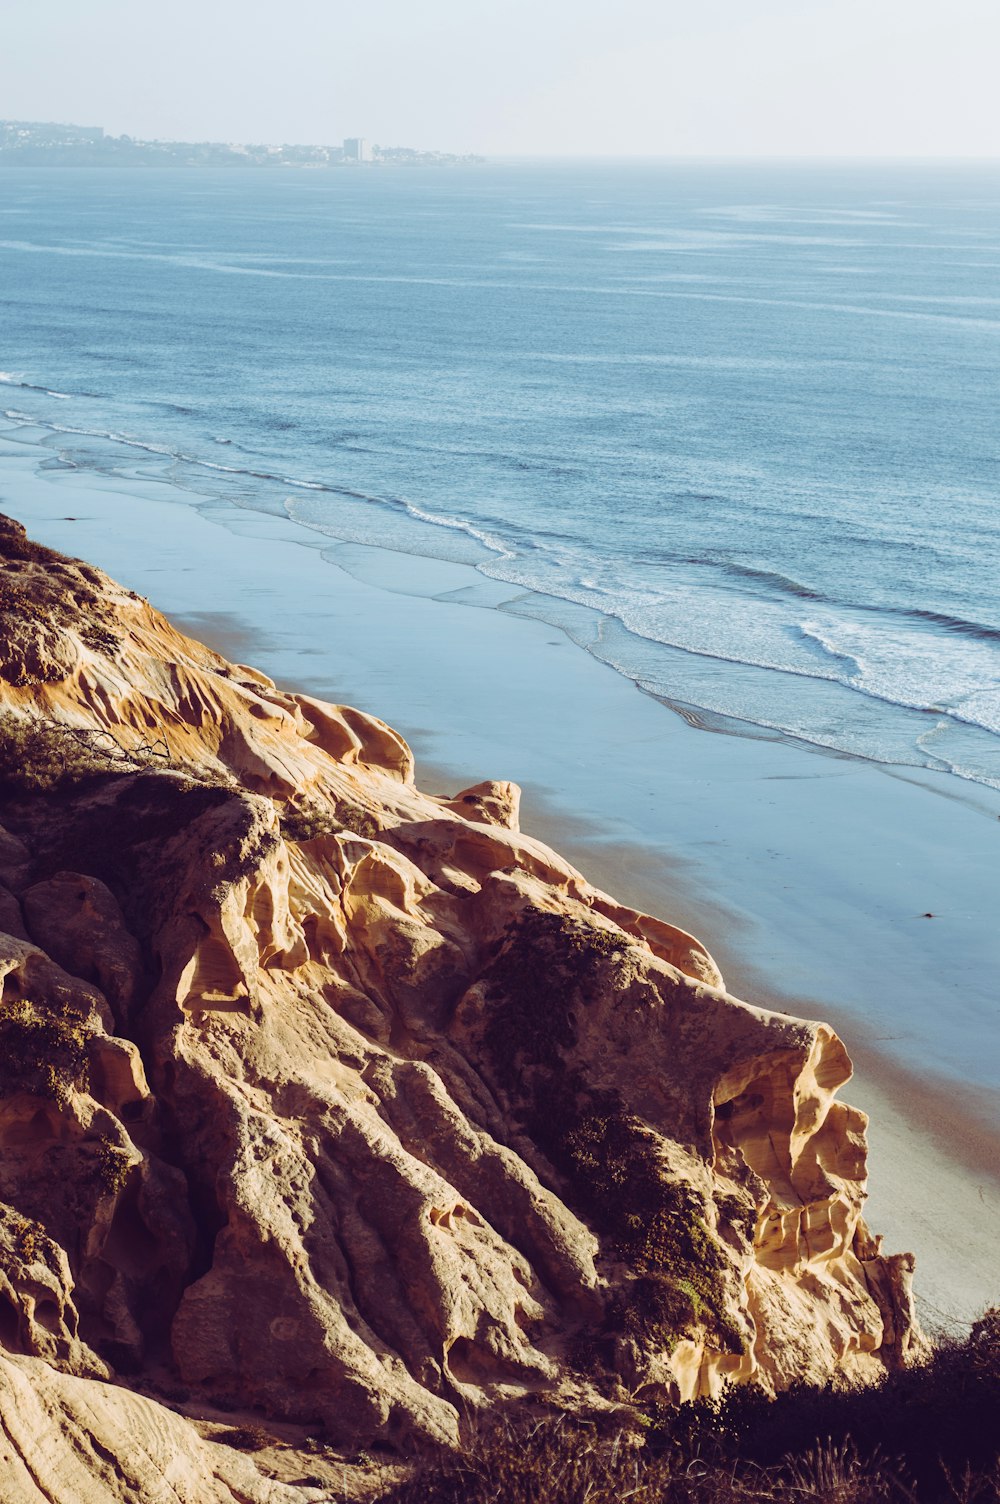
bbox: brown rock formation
[0,514,922,1493]
[0,1353,329,1503]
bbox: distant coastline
[0,119,483,168]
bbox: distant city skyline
[0,121,479,167]
[2,0,999,158]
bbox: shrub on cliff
[379,1313,1000,1503]
[480,909,745,1359]
[0,715,107,794]
[0,714,171,796]
[681,1308,1000,1498]
[0,1003,91,1106]
[279,795,380,842]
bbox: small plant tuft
[0,1001,90,1106]
[280,796,380,843]
[94,1137,133,1197]
[217,1424,275,1452]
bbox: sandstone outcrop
[0,514,922,1495]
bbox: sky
[3,0,999,157]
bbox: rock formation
[0,514,921,1499]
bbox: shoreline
[2,416,998,1324]
[165,614,1000,1192]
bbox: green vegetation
[217,1424,275,1452]
[0,716,109,794]
[94,1137,133,1197]
[481,909,743,1357]
[2,1206,42,1267]
[279,796,380,843]
[378,1314,1000,1501]
[565,1102,747,1356]
[482,908,626,1081]
[0,767,239,951]
[0,715,170,796]
[0,1001,90,1106]
[667,1309,1000,1499]
[0,516,67,569]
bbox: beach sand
[2,416,998,1328]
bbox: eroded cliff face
[0,515,922,1499]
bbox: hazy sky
[3,0,999,157]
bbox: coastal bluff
[0,513,921,1500]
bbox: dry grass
[0,714,170,795]
[377,1311,1000,1504]
[376,1412,922,1504]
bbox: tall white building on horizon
[343,137,373,162]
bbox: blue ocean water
[2,160,999,785]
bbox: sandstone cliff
[0,514,921,1500]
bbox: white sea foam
[286,490,512,564]
[4,163,999,793]
[0,373,73,399]
[474,543,1000,749]
[13,403,999,755]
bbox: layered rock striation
[0,515,921,1497]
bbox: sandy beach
[2,414,998,1328]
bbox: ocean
[2,159,999,787]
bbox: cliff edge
[0,514,922,1500]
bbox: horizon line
[4,124,1000,162]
